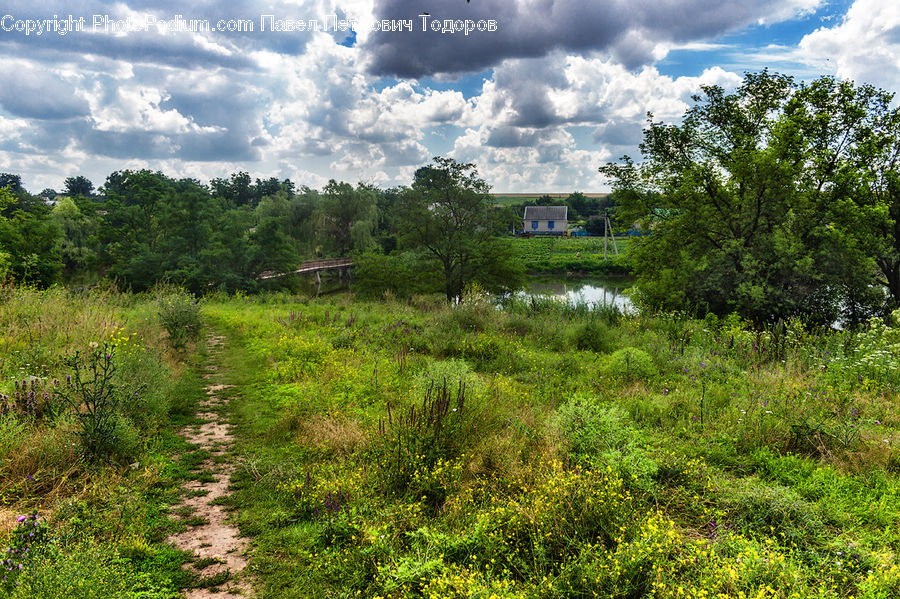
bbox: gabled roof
[524,205,568,220]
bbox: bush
[553,397,657,488]
[157,291,202,351]
[373,377,472,507]
[600,347,656,381]
[572,319,614,353]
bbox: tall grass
[204,291,900,598]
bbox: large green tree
[398,157,523,301]
[317,181,378,256]
[602,71,898,324]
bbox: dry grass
[297,412,365,454]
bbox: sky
[0,0,898,193]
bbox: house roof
[524,205,568,220]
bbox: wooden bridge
[259,258,353,292]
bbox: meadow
[3,282,900,597]
[509,236,631,274]
[198,290,900,598]
[0,285,207,598]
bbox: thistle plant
[57,343,120,463]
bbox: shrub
[600,347,657,381]
[553,397,657,488]
[572,319,614,353]
[373,378,470,506]
[157,291,202,351]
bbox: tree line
[4,70,899,324]
[0,158,523,301]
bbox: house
[523,205,567,235]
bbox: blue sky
[0,0,897,193]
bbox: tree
[64,176,94,198]
[0,173,23,193]
[317,181,378,256]
[398,157,524,301]
[601,71,892,324]
[0,186,61,286]
[52,196,99,281]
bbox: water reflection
[519,277,635,312]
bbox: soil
[167,334,251,598]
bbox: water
[517,276,635,312]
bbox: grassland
[200,291,900,598]
[4,282,899,598]
[510,236,632,274]
[0,285,212,598]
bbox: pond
[515,276,635,312]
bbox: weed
[57,343,139,464]
[157,290,202,351]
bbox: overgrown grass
[510,236,632,274]
[205,291,900,598]
[0,285,206,597]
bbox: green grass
[5,284,899,597]
[510,236,632,274]
[0,285,209,598]
[203,292,900,598]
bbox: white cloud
[800,0,900,92]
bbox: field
[0,285,207,597]
[510,236,632,274]
[204,292,900,598]
[4,285,900,598]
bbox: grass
[0,284,209,598]
[202,291,900,598]
[5,282,899,597]
[509,236,632,274]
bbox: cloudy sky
[1,0,898,193]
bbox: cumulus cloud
[799,0,900,92]
[0,61,89,120]
[0,0,850,193]
[447,55,743,192]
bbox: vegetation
[396,157,525,301]
[3,69,900,598]
[509,236,631,274]
[602,70,900,325]
[0,285,208,597]
[197,291,900,598]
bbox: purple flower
[16,516,25,523]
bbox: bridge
[259,258,353,293]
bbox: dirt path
[168,334,251,598]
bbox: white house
[523,206,567,235]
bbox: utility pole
[604,210,619,258]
